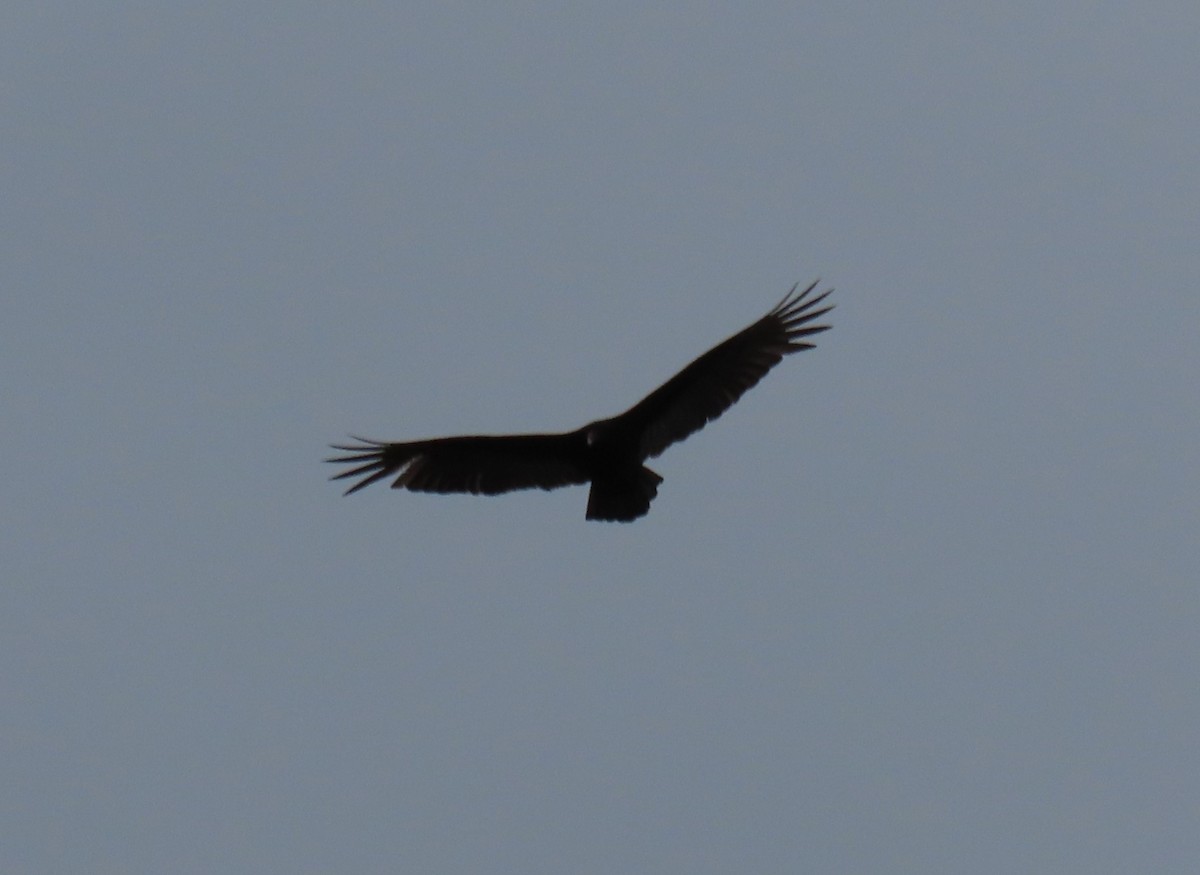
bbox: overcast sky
[4,3,1197,873]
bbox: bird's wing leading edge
[617,280,833,459]
[327,433,589,496]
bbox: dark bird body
[328,281,833,521]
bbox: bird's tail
[586,466,664,522]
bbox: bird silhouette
[327,281,833,521]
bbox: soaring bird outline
[327,281,832,521]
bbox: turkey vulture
[328,281,833,521]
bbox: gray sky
[4,3,1197,873]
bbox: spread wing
[327,433,588,496]
[616,281,833,459]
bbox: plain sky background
[4,3,1197,873]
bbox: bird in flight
[328,280,833,521]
